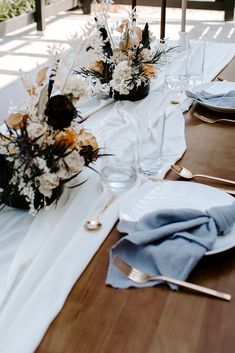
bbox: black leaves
[0,155,12,188]
[140,23,150,49]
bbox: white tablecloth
[0,40,235,353]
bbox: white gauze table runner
[0,41,234,353]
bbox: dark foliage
[0,155,12,188]
[140,23,150,49]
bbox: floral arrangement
[0,56,100,214]
[71,0,170,100]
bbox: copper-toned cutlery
[114,257,231,301]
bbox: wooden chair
[132,0,167,39]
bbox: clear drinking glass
[100,138,137,193]
[186,40,206,86]
[137,110,166,177]
[177,31,190,53]
[165,74,188,103]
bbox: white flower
[61,150,85,174]
[110,61,134,95]
[27,122,48,140]
[141,48,152,61]
[34,157,48,171]
[36,173,60,198]
[112,49,128,63]
[63,76,88,99]
[69,24,104,69]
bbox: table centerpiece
[0,55,101,215]
[71,0,171,101]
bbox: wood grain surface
[36,57,235,353]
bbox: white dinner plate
[119,181,235,256]
[189,81,235,113]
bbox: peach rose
[92,61,104,74]
[77,128,98,151]
[54,128,78,149]
[6,113,29,129]
[143,64,157,78]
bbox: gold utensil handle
[96,194,116,221]
[154,275,231,301]
[194,174,235,186]
[219,119,235,123]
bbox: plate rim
[119,180,235,256]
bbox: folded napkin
[106,202,235,289]
[186,89,235,108]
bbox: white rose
[27,122,47,139]
[36,173,60,198]
[61,150,85,174]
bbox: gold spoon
[171,164,235,186]
[84,195,116,231]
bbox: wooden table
[36,58,235,353]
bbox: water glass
[164,74,188,103]
[165,74,188,91]
[100,138,137,193]
[137,110,166,177]
[177,31,190,53]
[186,41,206,86]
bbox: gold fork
[114,257,231,301]
[194,112,235,124]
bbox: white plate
[189,81,235,113]
[119,181,235,255]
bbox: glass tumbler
[137,110,166,177]
[100,138,137,194]
[186,40,206,86]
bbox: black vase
[2,184,64,211]
[111,82,150,101]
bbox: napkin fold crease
[106,202,235,289]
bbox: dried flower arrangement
[0,53,100,214]
[70,0,171,101]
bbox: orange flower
[6,113,29,129]
[143,64,157,78]
[54,128,78,149]
[92,61,104,74]
[77,128,98,151]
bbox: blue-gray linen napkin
[106,202,235,289]
[185,89,235,108]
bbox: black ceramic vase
[111,82,150,101]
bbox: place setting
[104,158,235,300]
[90,105,235,301]
[106,177,235,299]
[185,79,235,126]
